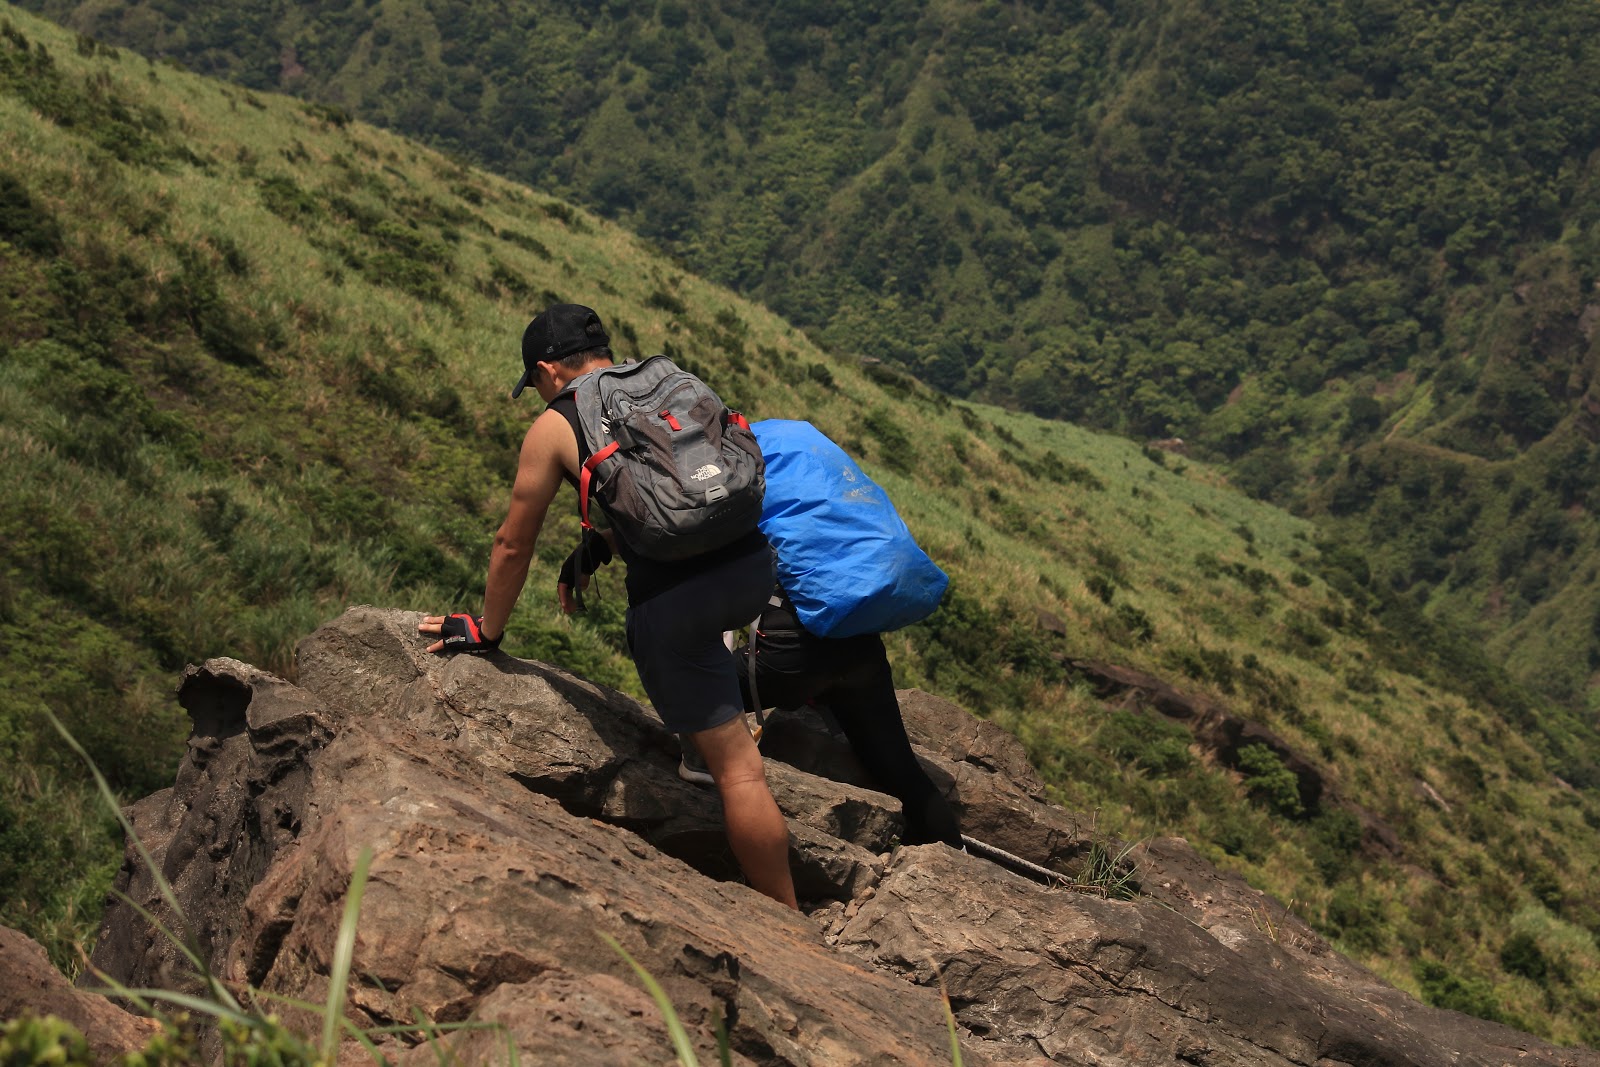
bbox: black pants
[624,544,774,735]
[735,608,962,847]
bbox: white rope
[959,834,1070,887]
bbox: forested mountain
[18,0,1600,712]
[2,1,1599,1044]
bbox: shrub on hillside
[1094,711,1195,777]
[1414,960,1508,1025]
[1237,743,1303,818]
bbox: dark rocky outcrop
[80,606,1596,1066]
[84,658,332,1004]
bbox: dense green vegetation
[1,4,1598,1045]
[18,0,1600,712]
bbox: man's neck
[550,358,614,392]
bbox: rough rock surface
[83,606,1597,1066]
[0,926,160,1061]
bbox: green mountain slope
[17,0,1600,712]
[1,4,1598,1043]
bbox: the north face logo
[691,463,722,481]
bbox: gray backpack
[559,355,764,561]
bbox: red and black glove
[558,529,614,588]
[438,613,501,655]
[558,530,613,613]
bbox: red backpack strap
[578,442,620,531]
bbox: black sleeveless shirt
[549,392,768,605]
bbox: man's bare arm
[420,410,576,651]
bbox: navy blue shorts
[625,545,774,735]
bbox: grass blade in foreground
[321,847,374,1061]
[712,1008,733,1067]
[600,932,701,1067]
[934,961,964,1067]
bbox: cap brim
[511,368,533,399]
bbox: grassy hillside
[1,5,1598,1044]
[17,0,1600,713]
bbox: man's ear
[535,359,560,387]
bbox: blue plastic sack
[751,419,948,638]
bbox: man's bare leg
[690,715,799,909]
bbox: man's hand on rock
[418,613,502,655]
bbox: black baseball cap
[512,303,610,398]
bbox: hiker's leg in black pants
[735,631,826,716]
[738,629,962,847]
[819,638,963,848]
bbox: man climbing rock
[419,303,798,910]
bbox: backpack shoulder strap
[559,364,621,454]
[564,357,673,534]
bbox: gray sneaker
[677,737,715,786]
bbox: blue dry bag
[751,419,948,638]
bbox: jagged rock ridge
[81,606,1597,1066]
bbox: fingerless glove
[438,613,501,655]
[558,530,614,587]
